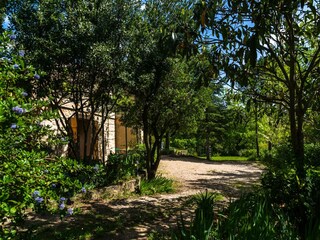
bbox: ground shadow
[20,195,197,240]
[162,155,262,166]
[19,157,263,239]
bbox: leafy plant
[139,176,174,195]
[305,143,320,167]
[107,152,144,183]
[217,191,297,240]
[174,191,217,240]
[0,31,53,238]
[261,167,320,239]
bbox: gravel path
[25,156,264,240]
[158,156,263,198]
[112,156,264,239]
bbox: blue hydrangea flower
[59,203,65,210]
[67,208,73,215]
[93,165,99,172]
[19,50,25,57]
[81,187,86,193]
[61,137,67,141]
[10,34,16,40]
[32,190,40,198]
[35,197,44,204]
[10,123,17,129]
[22,91,28,97]
[34,73,40,80]
[60,197,66,202]
[13,64,19,69]
[12,106,26,114]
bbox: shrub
[0,32,112,238]
[107,151,144,183]
[171,138,197,154]
[239,148,257,160]
[0,31,53,238]
[217,191,298,240]
[261,168,320,238]
[305,143,320,167]
[173,191,217,240]
[260,142,295,170]
[139,176,174,195]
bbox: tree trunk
[142,108,152,179]
[146,138,162,180]
[206,132,211,161]
[165,132,170,153]
[288,91,305,179]
[205,109,211,161]
[254,99,260,158]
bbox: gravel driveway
[25,156,264,240]
[158,156,264,198]
[112,156,264,239]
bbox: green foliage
[238,149,257,160]
[107,152,144,183]
[171,138,197,154]
[139,176,174,195]
[261,142,320,169]
[0,32,111,238]
[10,0,139,162]
[260,142,295,170]
[210,156,248,161]
[261,168,320,238]
[174,191,217,240]
[217,191,298,240]
[0,31,53,238]
[305,143,320,167]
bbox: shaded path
[106,156,264,239]
[25,156,264,240]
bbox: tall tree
[195,0,320,178]
[122,0,214,179]
[9,0,138,162]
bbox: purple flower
[81,187,86,193]
[67,208,73,215]
[35,197,44,204]
[19,50,25,57]
[32,190,40,198]
[10,34,16,40]
[52,183,57,188]
[12,106,26,114]
[34,73,40,80]
[59,203,65,210]
[22,91,28,97]
[60,197,66,202]
[10,123,17,129]
[13,64,19,69]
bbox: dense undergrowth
[173,144,320,240]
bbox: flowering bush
[0,31,122,239]
[0,31,55,238]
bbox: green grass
[199,156,248,161]
[140,176,174,195]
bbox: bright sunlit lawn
[199,156,248,161]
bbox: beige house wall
[115,115,139,153]
[45,101,116,162]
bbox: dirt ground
[25,156,264,240]
[97,156,263,239]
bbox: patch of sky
[2,16,9,29]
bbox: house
[46,100,141,163]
